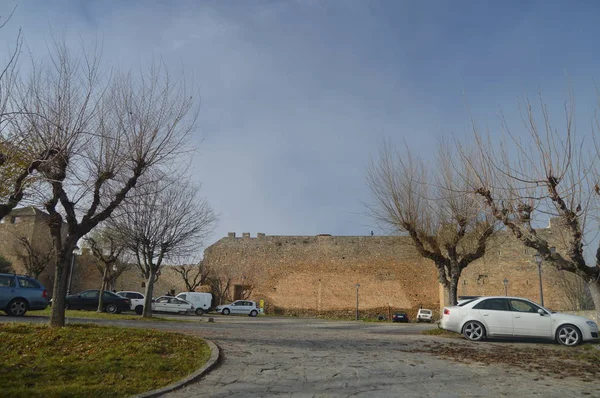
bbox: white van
[176,292,213,315]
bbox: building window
[11,216,21,224]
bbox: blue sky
[4,0,600,246]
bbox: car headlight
[586,321,598,328]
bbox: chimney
[242,232,250,238]
[227,232,236,238]
[257,233,265,238]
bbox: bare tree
[366,140,500,305]
[12,235,54,278]
[463,95,600,320]
[14,42,198,327]
[109,179,217,318]
[0,254,13,273]
[203,248,266,305]
[549,268,594,311]
[172,261,210,292]
[85,229,128,312]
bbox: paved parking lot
[4,314,599,397]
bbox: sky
[3,0,600,248]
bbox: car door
[169,298,186,313]
[81,290,99,310]
[472,298,513,336]
[230,301,242,314]
[153,297,170,312]
[509,299,552,338]
[0,275,16,309]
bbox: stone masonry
[203,227,578,318]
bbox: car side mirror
[537,309,545,316]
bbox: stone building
[0,206,63,290]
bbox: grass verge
[25,307,178,321]
[0,323,211,398]
[412,338,600,381]
[421,328,462,338]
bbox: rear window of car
[17,277,41,288]
[420,310,432,314]
[458,299,476,307]
[0,275,16,287]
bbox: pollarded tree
[463,95,600,320]
[109,178,217,318]
[85,229,129,312]
[366,140,500,305]
[15,42,198,327]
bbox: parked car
[441,296,599,346]
[0,273,49,316]
[65,290,130,314]
[176,292,212,315]
[416,308,433,323]
[215,300,259,316]
[392,312,409,323]
[117,291,145,314]
[151,296,195,315]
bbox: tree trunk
[49,251,71,328]
[141,271,156,318]
[588,280,600,323]
[447,277,459,307]
[97,266,109,312]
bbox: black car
[65,290,130,314]
[392,312,409,323]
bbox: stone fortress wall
[202,226,577,318]
[0,207,583,318]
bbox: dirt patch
[411,339,600,381]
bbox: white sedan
[215,300,259,316]
[151,296,194,315]
[440,296,599,346]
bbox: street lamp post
[355,283,360,321]
[67,246,80,295]
[503,278,509,296]
[533,253,544,306]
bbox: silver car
[215,300,259,317]
[151,296,194,315]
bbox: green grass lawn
[26,307,178,322]
[0,323,211,398]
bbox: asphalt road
[3,314,598,397]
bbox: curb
[133,339,221,398]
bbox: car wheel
[222,308,230,315]
[7,298,28,316]
[195,308,204,316]
[250,310,258,317]
[556,324,582,346]
[135,305,143,315]
[462,321,486,341]
[105,303,118,314]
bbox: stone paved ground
[157,316,598,398]
[5,315,599,397]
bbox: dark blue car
[0,273,49,316]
